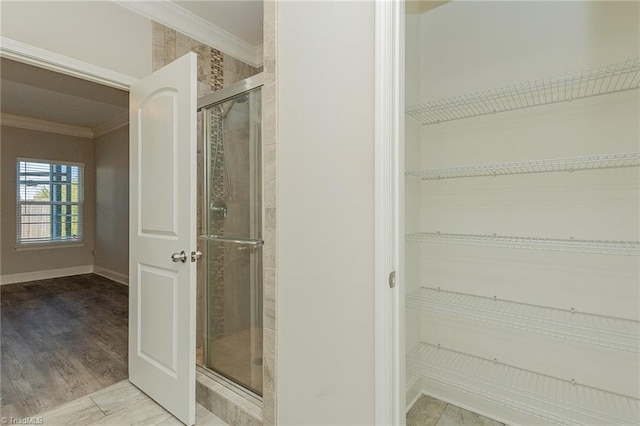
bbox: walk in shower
[198,74,263,397]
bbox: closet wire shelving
[405,56,640,424]
[406,152,640,180]
[405,57,640,125]
[405,232,640,256]
[407,342,640,426]
[407,287,640,353]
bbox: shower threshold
[196,366,263,425]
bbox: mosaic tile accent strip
[212,48,224,92]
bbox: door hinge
[388,270,396,288]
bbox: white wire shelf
[407,342,640,425]
[405,232,640,256]
[406,152,640,180]
[407,287,639,353]
[406,58,640,125]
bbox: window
[17,159,84,245]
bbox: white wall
[403,12,423,406]
[419,1,640,102]
[276,1,376,424]
[406,0,640,421]
[0,1,151,79]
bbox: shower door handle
[198,235,264,247]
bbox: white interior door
[129,52,197,426]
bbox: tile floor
[7,377,502,426]
[14,380,228,426]
[407,394,505,426]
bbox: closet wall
[404,2,639,425]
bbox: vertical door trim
[374,0,404,424]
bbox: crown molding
[0,37,137,90]
[2,112,130,139]
[255,43,264,66]
[1,113,94,138]
[112,0,263,68]
[92,111,129,138]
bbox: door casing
[373,1,404,424]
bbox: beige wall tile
[263,207,276,269]
[262,2,277,423]
[163,26,176,65]
[263,328,276,392]
[152,22,165,72]
[263,267,276,330]
[262,390,276,426]
[196,371,262,425]
[263,144,276,208]
[223,54,260,87]
[175,32,193,58]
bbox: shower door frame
[197,72,265,400]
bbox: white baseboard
[0,265,93,285]
[93,265,129,286]
[406,375,422,413]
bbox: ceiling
[0,1,263,131]
[1,58,129,130]
[176,1,263,46]
[406,1,450,15]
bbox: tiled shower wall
[151,21,276,424]
[261,2,277,424]
[152,20,260,367]
[152,22,260,94]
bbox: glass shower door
[201,85,263,396]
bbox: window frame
[16,157,85,249]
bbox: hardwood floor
[1,274,128,418]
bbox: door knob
[171,251,187,263]
[191,251,203,262]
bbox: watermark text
[1,417,44,425]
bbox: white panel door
[129,52,197,426]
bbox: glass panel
[16,160,84,244]
[203,87,263,396]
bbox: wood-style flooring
[1,274,128,418]
[31,380,226,426]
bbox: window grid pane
[17,160,84,244]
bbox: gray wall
[0,126,95,275]
[94,125,129,278]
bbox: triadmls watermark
[0,417,44,425]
